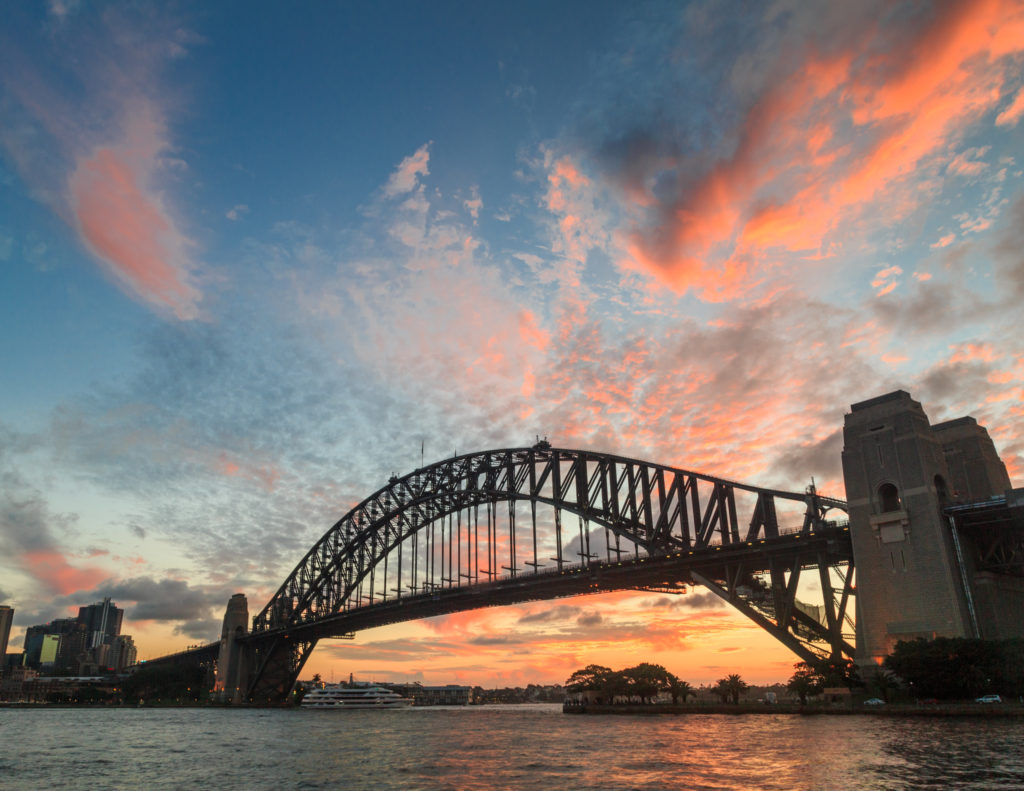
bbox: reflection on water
[1,706,1022,791]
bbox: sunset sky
[2,1,1023,688]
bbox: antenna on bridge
[421,439,424,470]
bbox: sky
[1,0,1023,688]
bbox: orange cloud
[69,105,201,320]
[518,309,550,350]
[948,342,998,364]
[612,0,1024,300]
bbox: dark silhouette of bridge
[187,445,847,702]
[141,393,1024,704]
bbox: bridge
[213,445,852,702]
[144,391,1024,704]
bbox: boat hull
[301,684,413,709]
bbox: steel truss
[244,446,852,702]
[947,498,1024,575]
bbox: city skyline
[2,1,1023,687]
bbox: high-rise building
[24,618,87,672]
[53,619,88,673]
[110,635,137,671]
[0,605,12,659]
[77,598,123,649]
[39,634,60,669]
[23,599,129,674]
[24,625,48,668]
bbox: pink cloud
[541,150,611,283]
[214,452,280,491]
[871,265,903,296]
[996,87,1024,126]
[21,549,107,595]
[384,143,431,198]
[518,309,550,350]
[947,147,990,177]
[70,122,202,320]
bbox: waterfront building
[0,665,38,702]
[3,653,25,674]
[383,682,473,705]
[415,685,472,705]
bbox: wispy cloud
[0,8,204,320]
[383,143,431,198]
[69,103,202,320]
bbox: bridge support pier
[214,593,252,704]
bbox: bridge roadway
[244,523,853,650]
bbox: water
[2,705,1022,790]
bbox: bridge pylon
[841,391,1016,667]
[214,593,252,703]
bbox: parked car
[975,695,1002,704]
[863,698,886,706]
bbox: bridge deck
[248,524,852,645]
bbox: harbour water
[2,705,1022,790]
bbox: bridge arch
[245,446,853,702]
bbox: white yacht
[301,683,413,709]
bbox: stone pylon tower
[841,391,1012,665]
[214,593,251,703]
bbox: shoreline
[563,702,1024,717]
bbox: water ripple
[1,706,1022,791]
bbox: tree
[565,664,614,702]
[884,637,1023,700]
[787,662,824,705]
[670,679,694,704]
[619,663,676,703]
[715,673,749,704]
[122,664,208,704]
[818,658,862,691]
[869,669,901,703]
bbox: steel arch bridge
[242,445,854,702]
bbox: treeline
[566,663,755,704]
[883,637,1024,700]
[122,664,211,704]
[786,658,862,704]
[471,684,564,703]
[784,638,1024,703]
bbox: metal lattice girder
[244,447,850,700]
